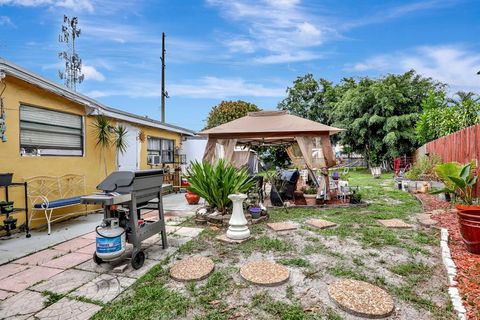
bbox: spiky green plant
[113,125,129,155]
[186,159,255,213]
[92,115,111,175]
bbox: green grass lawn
[92,170,455,320]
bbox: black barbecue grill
[81,169,167,269]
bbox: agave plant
[186,159,255,213]
[431,161,478,205]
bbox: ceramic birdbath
[226,193,250,240]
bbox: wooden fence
[424,124,480,165]
[421,124,480,195]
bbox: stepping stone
[0,263,29,280]
[76,243,96,255]
[377,219,413,228]
[70,274,135,303]
[0,290,47,319]
[418,218,439,228]
[305,219,337,229]
[53,237,94,252]
[416,213,432,221]
[267,222,297,232]
[216,234,251,244]
[240,260,289,286]
[33,297,101,320]
[328,279,394,318]
[30,269,97,294]
[0,266,63,292]
[170,256,214,282]
[15,249,66,266]
[0,289,14,300]
[174,226,203,238]
[41,252,92,270]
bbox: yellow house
[0,58,195,231]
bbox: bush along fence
[417,123,480,195]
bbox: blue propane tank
[95,218,126,261]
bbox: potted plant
[246,191,262,219]
[431,161,480,253]
[300,186,317,205]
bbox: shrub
[186,159,255,213]
[404,155,442,180]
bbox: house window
[147,137,175,164]
[19,105,83,156]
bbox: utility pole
[58,15,84,91]
[160,32,166,123]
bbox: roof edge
[0,57,195,136]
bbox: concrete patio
[0,193,202,319]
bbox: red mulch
[415,193,480,320]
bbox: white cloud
[82,65,105,81]
[0,0,94,12]
[346,45,480,91]
[86,76,285,99]
[207,0,333,63]
[169,77,285,99]
[0,15,15,27]
[253,51,321,64]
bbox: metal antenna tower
[58,15,84,91]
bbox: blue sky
[1,0,480,131]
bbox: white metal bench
[26,174,94,234]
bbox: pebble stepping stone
[418,218,439,228]
[216,234,251,244]
[30,269,97,294]
[34,297,101,320]
[70,274,135,303]
[170,256,215,281]
[0,290,47,319]
[305,219,337,229]
[240,260,289,286]
[267,222,297,232]
[377,219,413,228]
[328,279,394,318]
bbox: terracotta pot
[456,205,480,254]
[185,192,200,205]
[456,204,480,216]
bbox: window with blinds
[147,137,175,164]
[19,105,84,156]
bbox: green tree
[331,70,442,165]
[416,91,480,144]
[204,100,260,129]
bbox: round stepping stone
[240,260,289,286]
[170,256,214,282]
[328,279,394,318]
[418,218,438,228]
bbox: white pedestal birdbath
[226,193,250,240]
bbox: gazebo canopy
[198,111,343,169]
[199,111,342,145]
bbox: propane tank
[95,218,126,261]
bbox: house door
[117,125,140,171]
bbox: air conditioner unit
[147,155,161,165]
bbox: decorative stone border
[440,228,466,320]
